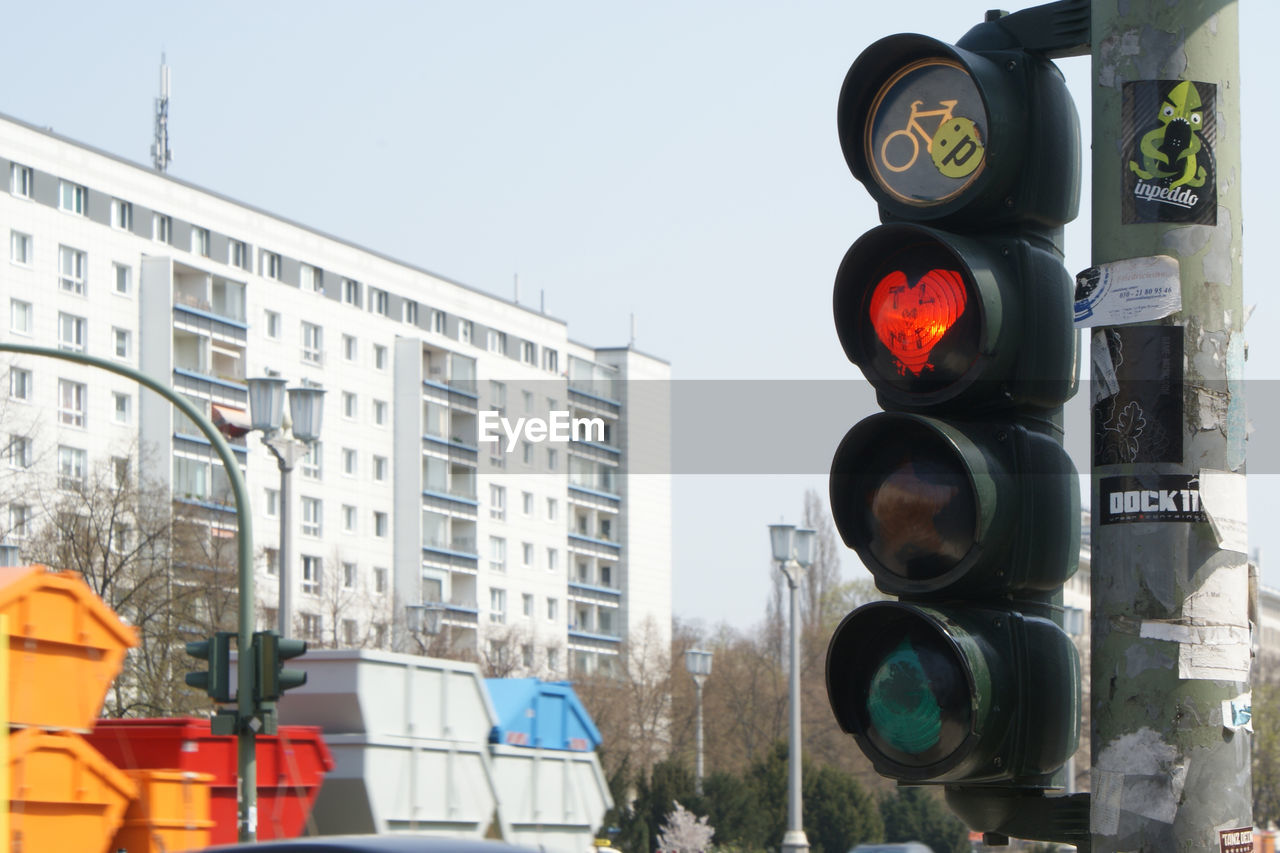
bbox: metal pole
[277,457,291,637]
[694,678,705,796]
[1089,2,1249,851]
[0,343,258,841]
[781,566,808,853]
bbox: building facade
[0,113,671,677]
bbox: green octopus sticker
[1122,79,1216,225]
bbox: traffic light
[186,632,235,703]
[253,630,307,703]
[824,5,1086,846]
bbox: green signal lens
[868,637,942,754]
[858,617,971,768]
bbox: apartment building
[0,112,671,677]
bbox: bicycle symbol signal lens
[864,58,987,206]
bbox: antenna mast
[151,53,172,172]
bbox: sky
[0,1,1274,630]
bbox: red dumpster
[86,717,333,843]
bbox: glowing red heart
[867,268,968,376]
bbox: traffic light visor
[831,415,978,587]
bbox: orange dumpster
[110,769,215,853]
[7,728,137,853]
[0,565,138,731]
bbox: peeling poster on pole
[1093,326,1183,466]
[1074,255,1181,327]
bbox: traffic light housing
[825,5,1086,846]
[185,632,234,703]
[253,630,307,703]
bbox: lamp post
[406,601,446,642]
[769,522,815,853]
[684,648,713,795]
[247,377,325,639]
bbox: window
[192,227,211,257]
[490,484,506,520]
[265,310,281,339]
[7,435,32,469]
[404,301,419,325]
[546,448,558,471]
[342,448,358,477]
[300,441,322,479]
[522,492,534,516]
[58,446,86,490]
[300,612,322,640]
[489,588,507,624]
[543,349,559,373]
[370,288,389,316]
[372,400,387,426]
[430,309,445,333]
[521,442,533,465]
[342,334,358,362]
[231,240,249,269]
[522,390,534,411]
[600,564,613,586]
[374,344,388,370]
[265,488,280,518]
[112,456,130,486]
[9,368,31,401]
[342,619,359,646]
[10,163,31,198]
[58,246,87,295]
[489,381,507,413]
[547,498,558,522]
[522,593,534,618]
[301,556,323,594]
[372,455,388,482]
[459,320,473,345]
[373,511,389,538]
[113,392,131,424]
[59,180,86,215]
[10,231,31,265]
[301,263,323,293]
[343,278,361,305]
[262,547,279,577]
[547,648,559,672]
[113,263,132,295]
[546,548,559,572]
[521,341,537,365]
[301,497,322,537]
[10,299,31,335]
[487,329,507,354]
[153,213,172,243]
[263,250,282,280]
[301,322,323,364]
[112,328,131,359]
[111,199,133,231]
[8,504,30,539]
[342,505,358,533]
[489,536,506,573]
[342,391,357,420]
[522,542,534,568]
[522,644,534,669]
[546,597,558,622]
[374,567,388,595]
[58,313,86,352]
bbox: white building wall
[0,113,671,676]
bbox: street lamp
[769,522,816,853]
[406,601,446,639]
[247,376,325,639]
[684,648,713,795]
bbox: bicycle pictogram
[879,99,958,173]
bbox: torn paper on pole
[1198,468,1248,553]
[1074,255,1181,327]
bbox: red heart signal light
[867,268,968,376]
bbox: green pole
[1089,2,1249,851]
[0,343,259,842]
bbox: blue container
[485,678,603,752]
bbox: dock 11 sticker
[1121,79,1217,225]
